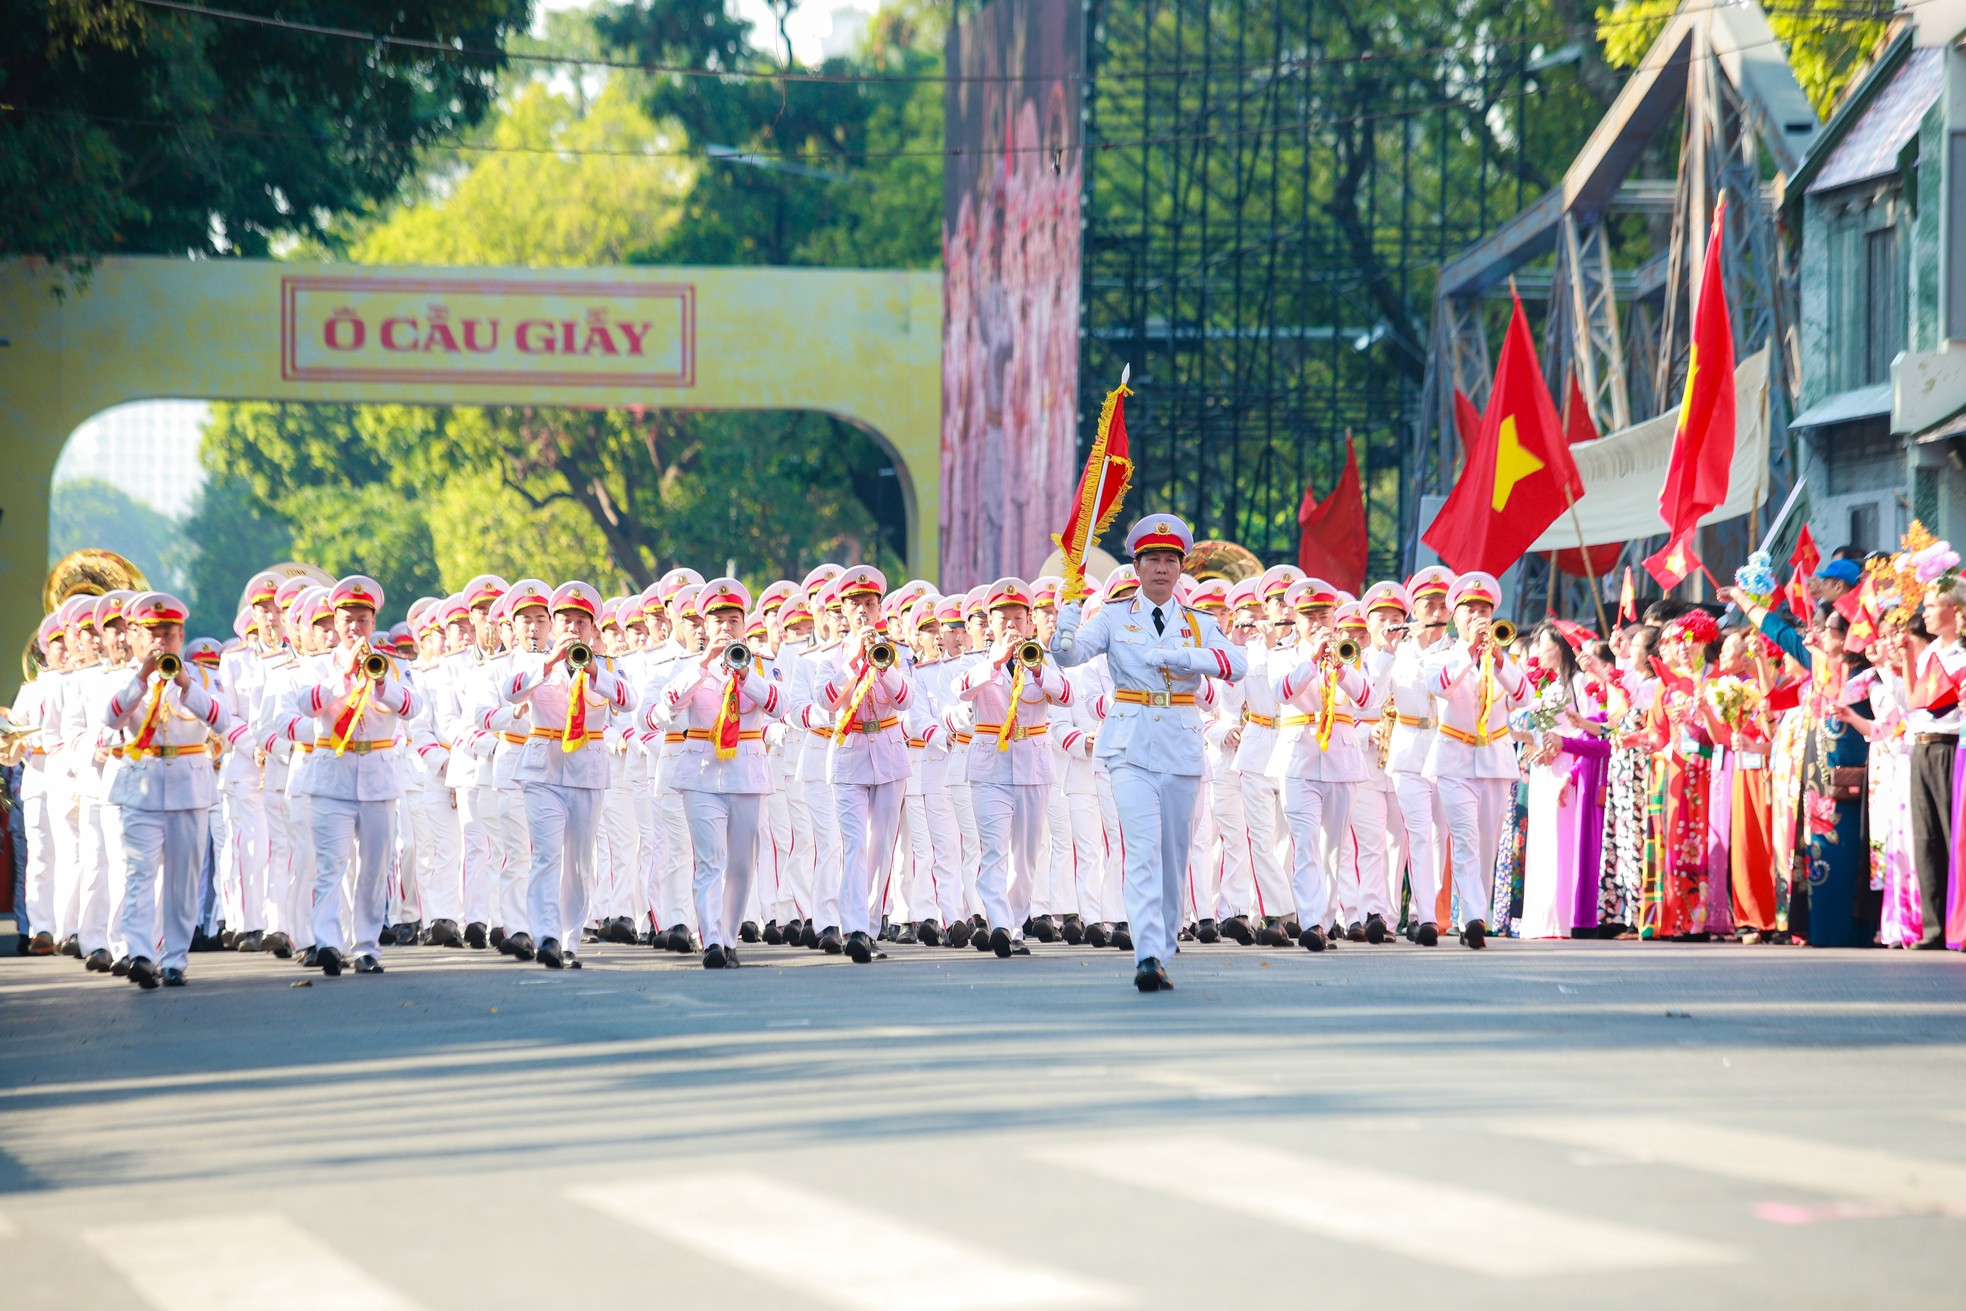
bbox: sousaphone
[24,549,150,682]
[1183,539,1263,585]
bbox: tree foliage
[1596,1,1889,118]
[1,0,530,280]
[48,476,185,591]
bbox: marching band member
[407,599,465,947]
[1386,566,1454,943]
[816,565,915,964]
[790,566,846,949]
[766,588,818,943]
[502,581,636,969]
[1052,515,1246,992]
[301,576,421,977]
[1191,577,1244,943]
[1348,582,1410,943]
[1423,571,1530,950]
[647,578,779,968]
[958,577,1072,957]
[103,592,233,988]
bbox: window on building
[1866,225,1903,385]
[1847,501,1879,554]
[1826,186,1906,390]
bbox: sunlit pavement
[3,936,1964,1309]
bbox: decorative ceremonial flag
[1563,370,1601,448]
[1452,387,1483,458]
[1297,434,1370,594]
[1787,524,1820,622]
[1551,617,1596,649]
[1053,368,1135,603]
[1422,289,1583,575]
[1619,566,1637,621]
[1658,196,1737,541]
[1644,528,1702,590]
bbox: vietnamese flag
[1787,523,1820,621]
[1297,434,1369,593]
[1619,566,1637,622]
[1644,527,1703,590]
[1422,289,1583,575]
[1548,372,1622,578]
[1452,387,1483,459]
[1659,197,1737,540]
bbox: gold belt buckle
[1147,690,1170,708]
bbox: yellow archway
[0,257,941,699]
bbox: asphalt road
[2,935,1963,1310]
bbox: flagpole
[1561,489,1612,634]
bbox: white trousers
[761,784,796,921]
[520,781,601,948]
[50,778,84,939]
[456,781,499,927]
[1236,773,1290,919]
[1435,775,1511,929]
[681,789,762,949]
[835,778,903,937]
[808,777,844,929]
[600,773,640,921]
[21,790,56,938]
[219,782,267,932]
[119,805,208,971]
[633,769,659,926]
[1283,776,1353,931]
[97,801,130,957]
[897,792,936,922]
[415,782,463,923]
[261,786,295,937]
[392,789,422,925]
[915,788,966,924]
[1392,772,1446,924]
[1184,790,1219,926]
[77,795,117,955]
[780,770,815,921]
[310,795,393,959]
[947,778,981,918]
[1208,770,1251,919]
[490,786,530,934]
[1344,784,1402,922]
[655,782,694,932]
[970,780,1046,932]
[285,788,318,949]
[1106,764,1201,966]
[1094,769,1126,922]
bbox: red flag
[1422,290,1584,575]
[1659,197,1737,540]
[1452,387,1483,458]
[1546,373,1619,578]
[1297,435,1370,594]
[1786,524,1819,621]
[1053,372,1135,602]
[1564,371,1601,447]
[1619,566,1637,621]
[1643,528,1703,590]
[1551,617,1596,650]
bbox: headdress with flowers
[1666,609,1720,649]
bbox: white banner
[1528,345,1770,552]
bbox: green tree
[177,472,294,640]
[48,476,184,592]
[1596,1,1889,118]
[1,0,530,278]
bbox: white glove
[1143,649,1173,671]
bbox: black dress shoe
[1031,915,1058,943]
[895,923,918,945]
[238,930,265,952]
[353,955,384,974]
[917,918,943,947]
[1300,925,1328,953]
[724,948,740,968]
[1460,919,1487,950]
[736,920,760,945]
[463,921,488,949]
[488,925,507,951]
[507,932,536,962]
[1060,914,1085,945]
[947,918,971,948]
[128,957,160,989]
[427,919,461,948]
[801,921,821,949]
[85,948,113,973]
[162,967,186,987]
[266,932,293,959]
[1416,921,1440,947]
[1084,921,1110,948]
[1196,918,1221,944]
[1021,916,1037,937]
[1111,924,1133,952]
[378,925,399,947]
[666,926,692,954]
[972,925,994,952]
[846,931,875,964]
[219,930,239,951]
[605,917,636,944]
[538,938,566,969]
[1365,913,1389,945]
[1178,925,1196,943]
[28,931,55,956]
[703,943,728,969]
[990,927,1013,958]
[1345,921,1367,944]
[59,934,83,958]
[300,946,320,968]
[819,926,844,955]
[1133,957,1170,992]
[111,955,132,977]
[763,921,784,945]
[1221,915,1255,946]
[319,947,345,977]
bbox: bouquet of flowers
[1522,658,1568,732]
[1734,550,1777,605]
[1704,674,1762,731]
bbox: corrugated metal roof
[1789,382,1892,428]
[1807,47,1943,195]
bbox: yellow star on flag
[1666,544,1688,576]
[1675,341,1699,433]
[1490,414,1546,512]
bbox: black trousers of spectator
[1910,739,1956,948]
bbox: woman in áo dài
[1620,609,1722,940]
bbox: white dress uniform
[653,593,785,957]
[1386,633,1448,929]
[1229,639,1294,928]
[214,635,274,937]
[104,599,233,981]
[1348,639,1405,926]
[1051,518,1246,979]
[502,613,635,960]
[406,648,465,935]
[437,644,501,935]
[957,603,1071,941]
[1274,626,1374,938]
[635,635,691,937]
[265,638,335,951]
[1044,664,1104,927]
[302,611,421,968]
[75,655,132,960]
[1198,672,1246,928]
[764,631,814,929]
[47,655,92,943]
[1422,575,1529,935]
[10,624,63,945]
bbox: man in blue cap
[1813,557,1861,606]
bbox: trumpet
[1490,620,1518,648]
[867,638,897,669]
[567,642,593,671]
[1333,637,1361,665]
[360,645,390,679]
[1015,639,1046,668]
[721,641,751,671]
[156,652,183,679]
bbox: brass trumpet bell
[156,652,183,679]
[1491,620,1518,648]
[1334,637,1361,665]
[1015,639,1045,668]
[567,642,593,670]
[361,648,390,679]
[723,641,751,670]
[867,639,897,669]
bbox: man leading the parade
[1051,514,1246,992]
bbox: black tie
[1152,606,1165,635]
